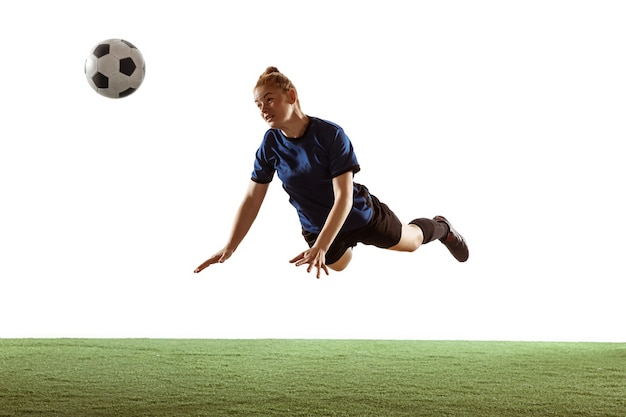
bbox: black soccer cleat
[433,215,469,262]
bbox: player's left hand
[289,247,329,279]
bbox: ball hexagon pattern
[85,39,145,98]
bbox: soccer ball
[84,39,145,98]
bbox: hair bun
[255,67,297,99]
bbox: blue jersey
[251,117,373,234]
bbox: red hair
[254,67,301,109]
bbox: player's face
[254,87,293,128]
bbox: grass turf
[0,339,624,416]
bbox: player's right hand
[194,248,233,273]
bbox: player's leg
[360,194,440,253]
[356,191,469,261]
[404,217,469,262]
[431,215,469,262]
[328,247,353,271]
[386,216,469,262]
[387,223,424,252]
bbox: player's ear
[287,88,297,104]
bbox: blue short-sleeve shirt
[251,117,373,234]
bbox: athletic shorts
[302,189,403,265]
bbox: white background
[1,1,624,341]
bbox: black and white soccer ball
[84,39,145,98]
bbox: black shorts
[302,190,403,265]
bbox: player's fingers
[305,259,314,272]
[194,262,209,273]
[316,262,329,279]
[289,252,305,264]
[194,259,214,273]
[194,253,224,273]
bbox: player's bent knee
[388,225,424,252]
[407,236,422,252]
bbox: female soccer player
[195,67,468,278]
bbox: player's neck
[281,114,309,139]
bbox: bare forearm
[314,172,354,251]
[223,180,269,252]
[314,198,352,251]
[194,181,268,274]
[225,199,261,251]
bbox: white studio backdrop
[1,1,624,342]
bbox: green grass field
[0,339,624,416]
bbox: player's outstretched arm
[194,180,269,273]
[289,171,353,278]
